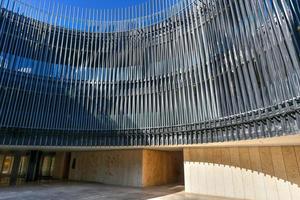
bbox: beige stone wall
[184,146,300,200]
[142,150,183,186]
[69,150,143,187]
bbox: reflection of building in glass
[0,0,300,146]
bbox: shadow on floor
[0,181,240,200]
[0,181,183,200]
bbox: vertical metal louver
[0,0,300,146]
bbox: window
[18,156,29,177]
[1,156,14,175]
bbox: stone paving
[0,182,238,200]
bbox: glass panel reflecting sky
[20,0,149,9]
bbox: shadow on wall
[184,146,300,200]
[185,162,300,200]
[0,81,137,131]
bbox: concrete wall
[68,149,183,187]
[69,150,143,187]
[142,150,183,186]
[184,146,300,200]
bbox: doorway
[0,153,30,185]
[39,154,55,180]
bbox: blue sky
[24,0,149,9]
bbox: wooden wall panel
[0,154,4,171]
[52,152,68,179]
[183,148,190,161]
[221,148,231,165]
[282,147,300,185]
[249,147,262,172]
[142,150,183,187]
[207,148,214,163]
[239,147,250,169]
[229,147,240,167]
[259,147,275,176]
[270,147,287,180]
[294,147,300,176]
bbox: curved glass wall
[0,0,300,146]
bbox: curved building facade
[0,0,300,146]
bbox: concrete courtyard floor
[0,181,239,200]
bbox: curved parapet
[0,0,300,146]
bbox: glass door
[39,155,55,179]
[17,156,29,184]
[1,155,14,185]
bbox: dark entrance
[0,152,30,185]
[0,151,60,185]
